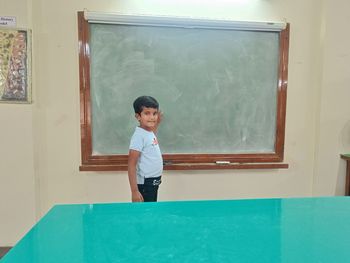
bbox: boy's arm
[128,149,144,202]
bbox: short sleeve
[129,132,143,152]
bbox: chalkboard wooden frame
[77,12,289,171]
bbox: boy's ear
[135,113,141,120]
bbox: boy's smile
[136,107,159,131]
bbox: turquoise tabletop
[2,197,350,263]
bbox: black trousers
[138,176,162,202]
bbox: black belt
[143,176,162,186]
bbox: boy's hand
[157,110,163,126]
[132,190,144,202]
[153,110,163,133]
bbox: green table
[341,154,350,196]
[2,197,350,262]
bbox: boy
[128,96,163,202]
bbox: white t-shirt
[129,127,163,184]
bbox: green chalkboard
[89,24,279,155]
[78,12,289,170]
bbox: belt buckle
[152,179,161,186]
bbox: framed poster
[0,28,31,103]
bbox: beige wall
[0,0,37,247]
[1,0,349,246]
[313,1,350,195]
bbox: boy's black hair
[133,96,159,114]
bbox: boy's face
[135,107,159,131]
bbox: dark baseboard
[0,247,12,259]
